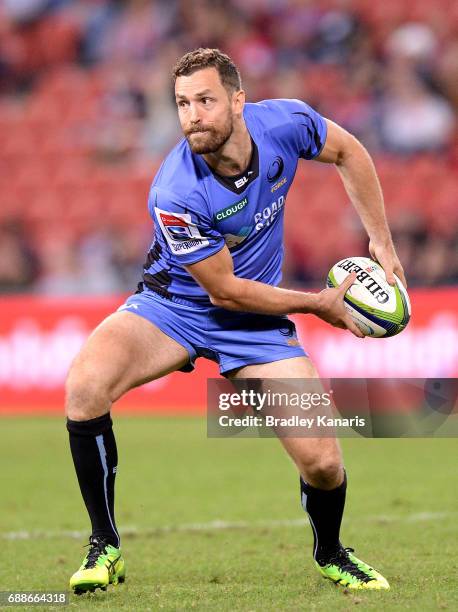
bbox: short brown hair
[172,48,242,93]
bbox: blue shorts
[118,290,307,375]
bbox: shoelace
[326,547,373,583]
[83,538,108,569]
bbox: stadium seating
[0,0,456,289]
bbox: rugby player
[66,48,406,594]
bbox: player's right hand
[314,272,364,338]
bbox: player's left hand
[368,239,407,288]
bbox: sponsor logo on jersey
[224,225,252,249]
[267,156,284,183]
[154,207,209,255]
[271,176,287,193]
[254,195,285,231]
[214,197,248,222]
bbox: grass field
[0,417,457,611]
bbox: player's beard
[185,112,234,154]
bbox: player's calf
[299,472,389,590]
[67,412,120,546]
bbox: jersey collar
[196,137,259,195]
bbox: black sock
[300,471,347,564]
[67,413,120,548]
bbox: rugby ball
[327,257,411,338]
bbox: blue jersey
[139,98,327,305]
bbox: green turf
[0,417,457,611]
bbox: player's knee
[300,454,343,489]
[65,361,111,421]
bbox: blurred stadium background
[0,0,457,410]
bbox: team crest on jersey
[154,207,209,255]
[267,156,284,183]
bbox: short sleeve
[149,186,225,265]
[281,99,328,160]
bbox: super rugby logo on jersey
[161,213,194,241]
[154,207,209,255]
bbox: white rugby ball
[327,257,411,338]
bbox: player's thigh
[228,356,343,485]
[66,311,189,407]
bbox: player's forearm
[336,138,393,246]
[209,277,320,315]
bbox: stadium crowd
[0,0,457,294]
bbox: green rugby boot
[70,536,126,595]
[316,547,390,590]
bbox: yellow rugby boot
[70,536,125,595]
[316,546,390,590]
